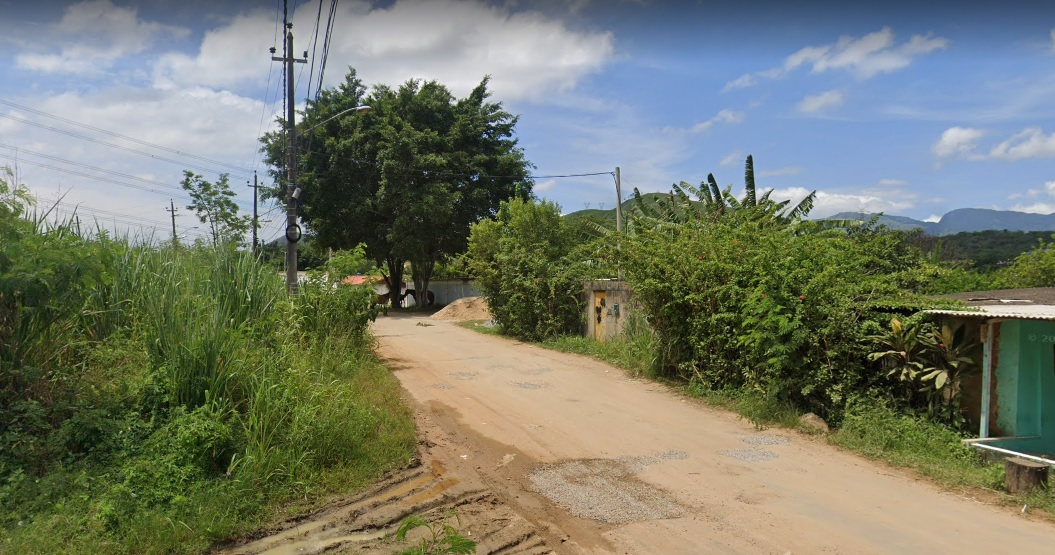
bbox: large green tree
[261,69,532,301]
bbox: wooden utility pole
[166,199,178,244]
[273,19,307,294]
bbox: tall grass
[2,218,415,554]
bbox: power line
[0,112,252,180]
[0,151,253,210]
[0,99,252,174]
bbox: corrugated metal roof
[925,305,1055,321]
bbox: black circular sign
[285,224,302,243]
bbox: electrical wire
[0,99,252,174]
[0,151,254,210]
[0,112,251,180]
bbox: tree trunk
[1004,457,1049,493]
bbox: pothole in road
[431,383,454,389]
[448,371,478,380]
[528,452,687,524]
[522,367,552,376]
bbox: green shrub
[467,198,597,341]
[620,216,931,420]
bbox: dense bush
[467,198,605,341]
[993,234,1055,288]
[620,214,936,420]
[0,182,413,554]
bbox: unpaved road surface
[224,314,1055,554]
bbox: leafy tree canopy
[260,69,532,302]
[180,170,249,246]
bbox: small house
[927,288,1055,465]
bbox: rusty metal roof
[925,305,1055,321]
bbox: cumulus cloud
[16,0,187,75]
[988,127,1055,160]
[797,90,843,113]
[768,186,915,218]
[934,126,1055,161]
[689,109,744,133]
[154,0,614,101]
[1010,202,1055,214]
[723,27,947,91]
[1008,181,1055,214]
[932,127,984,159]
[923,214,942,223]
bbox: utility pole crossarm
[275,24,307,295]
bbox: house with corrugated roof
[928,288,1055,465]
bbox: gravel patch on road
[448,372,478,381]
[740,435,789,446]
[512,381,548,390]
[528,452,687,524]
[720,448,779,462]
[431,383,454,390]
[522,367,552,376]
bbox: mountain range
[562,196,1055,237]
[826,209,1055,236]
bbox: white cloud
[789,28,948,79]
[689,109,744,133]
[154,10,274,90]
[934,126,1055,161]
[768,186,915,218]
[923,215,942,223]
[534,179,557,192]
[932,126,984,158]
[328,0,613,101]
[757,166,802,177]
[988,127,1055,160]
[727,27,947,91]
[721,74,756,92]
[797,90,843,113]
[154,0,614,101]
[1007,181,1055,213]
[16,0,187,75]
[878,178,908,187]
[1010,202,1055,214]
[720,151,742,166]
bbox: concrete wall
[427,279,481,306]
[584,279,633,342]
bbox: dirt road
[221,313,1055,554]
[372,314,1055,554]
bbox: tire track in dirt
[216,437,552,555]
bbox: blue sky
[2,0,1054,242]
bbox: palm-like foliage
[626,155,823,231]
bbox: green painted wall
[991,320,1055,456]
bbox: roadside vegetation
[465,155,1055,516]
[0,173,414,554]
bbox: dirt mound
[432,296,492,322]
